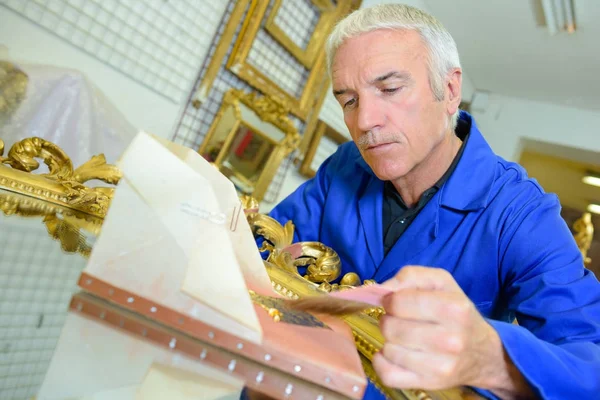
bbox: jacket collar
[439,113,497,211]
[354,111,497,213]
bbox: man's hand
[372,266,533,398]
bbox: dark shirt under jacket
[382,119,470,256]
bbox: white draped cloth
[1,60,136,167]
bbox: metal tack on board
[285,384,293,397]
[256,371,264,383]
[228,360,236,372]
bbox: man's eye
[382,87,399,94]
[344,98,356,108]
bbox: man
[267,3,600,400]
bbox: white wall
[0,8,182,139]
[471,93,600,162]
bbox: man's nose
[356,96,384,133]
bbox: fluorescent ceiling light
[582,175,600,188]
[587,204,600,215]
[540,0,576,35]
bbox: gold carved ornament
[0,137,121,218]
[573,212,594,265]
[228,88,300,154]
[245,207,387,341]
[0,190,102,258]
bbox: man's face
[332,29,457,181]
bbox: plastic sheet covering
[0,60,136,167]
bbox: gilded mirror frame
[198,89,300,202]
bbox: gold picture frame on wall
[299,120,349,178]
[265,0,338,68]
[191,0,361,159]
[198,89,300,202]
[226,0,337,121]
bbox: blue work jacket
[268,112,600,399]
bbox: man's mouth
[366,142,394,150]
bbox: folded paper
[85,132,272,343]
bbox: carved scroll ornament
[573,212,594,265]
[0,137,121,218]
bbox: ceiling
[423,0,600,111]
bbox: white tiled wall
[0,216,92,400]
[319,88,351,141]
[274,0,319,50]
[1,0,228,103]
[247,29,308,98]
[310,132,341,172]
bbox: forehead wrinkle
[332,30,427,94]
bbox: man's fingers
[381,289,472,324]
[380,343,457,389]
[372,351,421,389]
[381,265,461,292]
[379,316,465,354]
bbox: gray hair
[326,4,462,127]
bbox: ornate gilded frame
[198,89,300,202]
[0,138,121,218]
[265,0,337,68]
[0,190,100,258]
[299,120,349,178]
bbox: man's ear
[446,68,462,115]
